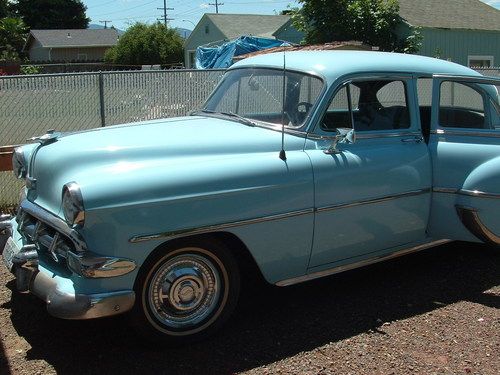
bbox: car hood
[28,116,305,213]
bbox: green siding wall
[415,27,500,66]
[274,27,305,45]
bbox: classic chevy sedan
[1,51,499,342]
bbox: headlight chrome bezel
[62,182,85,227]
[12,147,27,179]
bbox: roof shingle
[206,13,291,39]
[29,29,119,48]
[398,0,500,31]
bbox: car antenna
[279,45,287,161]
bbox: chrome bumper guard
[15,261,135,319]
[1,209,136,320]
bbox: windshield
[202,68,324,128]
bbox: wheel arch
[135,231,268,287]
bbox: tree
[13,0,89,29]
[0,0,10,18]
[0,17,27,61]
[291,0,421,53]
[105,23,183,66]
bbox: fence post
[98,71,106,127]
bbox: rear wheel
[131,238,240,343]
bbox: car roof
[231,51,480,82]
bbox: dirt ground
[0,241,498,375]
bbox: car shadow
[5,242,500,375]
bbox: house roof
[27,29,119,48]
[206,13,291,39]
[398,0,500,31]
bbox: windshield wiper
[190,109,215,116]
[190,109,256,127]
[219,111,256,127]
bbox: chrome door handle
[401,136,424,143]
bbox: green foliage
[12,0,89,29]
[0,17,27,61]
[291,0,421,53]
[0,0,10,18]
[104,22,183,66]
[20,64,41,74]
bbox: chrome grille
[17,210,74,263]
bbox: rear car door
[427,75,500,244]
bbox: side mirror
[324,128,356,155]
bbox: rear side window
[439,82,487,129]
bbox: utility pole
[208,0,223,13]
[157,0,173,27]
[99,20,112,29]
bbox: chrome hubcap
[148,252,221,330]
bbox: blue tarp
[195,36,290,69]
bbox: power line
[208,0,224,13]
[157,0,174,27]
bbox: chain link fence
[0,67,499,210]
[0,69,225,209]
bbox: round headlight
[12,147,27,179]
[62,182,85,227]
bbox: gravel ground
[0,241,498,375]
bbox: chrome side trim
[20,199,87,252]
[458,189,500,199]
[316,188,431,213]
[130,189,431,244]
[432,187,459,194]
[456,205,500,245]
[433,187,500,199]
[275,239,451,287]
[430,129,500,138]
[129,208,315,243]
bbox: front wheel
[131,238,240,343]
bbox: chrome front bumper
[1,210,136,320]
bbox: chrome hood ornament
[28,129,61,145]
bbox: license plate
[2,237,21,271]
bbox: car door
[427,75,500,244]
[305,75,432,269]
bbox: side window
[321,79,411,132]
[321,85,352,132]
[439,82,487,129]
[356,80,410,131]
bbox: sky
[82,0,500,31]
[83,0,301,31]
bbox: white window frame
[468,55,494,68]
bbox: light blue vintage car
[1,51,499,342]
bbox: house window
[468,55,494,68]
[205,25,209,34]
[188,50,196,68]
[77,53,88,61]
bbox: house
[24,29,119,63]
[398,0,500,67]
[184,14,305,68]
